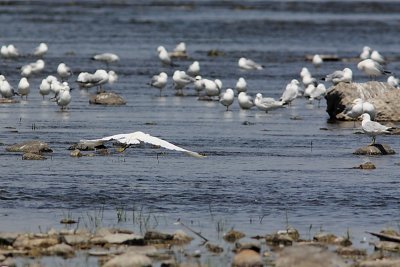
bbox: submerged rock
[313,232,351,246]
[103,252,152,267]
[206,243,224,254]
[70,149,82,157]
[357,259,400,267]
[223,230,245,243]
[354,162,376,170]
[6,140,52,154]
[232,249,262,267]
[45,243,75,258]
[326,81,399,121]
[22,152,46,160]
[13,234,59,249]
[0,232,20,246]
[89,92,126,105]
[354,144,396,155]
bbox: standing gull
[235,77,247,93]
[238,57,263,70]
[323,68,353,85]
[172,70,194,95]
[57,63,72,81]
[360,113,394,145]
[34,42,48,57]
[360,46,371,60]
[280,79,300,105]
[18,77,30,100]
[187,61,200,76]
[219,88,234,111]
[344,98,376,121]
[150,72,168,96]
[312,54,323,68]
[254,93,284,113]
[79,131,204,158]
[238,92,254,109]
[157,46,173,66]
[357,59,390,79]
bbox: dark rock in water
[6,140,52,154]
[354,162,376,170]
[68,142,106,151]
[70,149,82,157]
[0,232,20,246]
[207,49,224,57]
[206,243,224,254]
[325,81,399,122]
[224,230,245,243]
[354,144,396,155]
[22,153,47,160]
[89,92,126,105]
[144,231,173,243]
[235,241,261,253]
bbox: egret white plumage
[219,88,234,111]
[80,131,204,158]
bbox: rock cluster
[89,92,126,105]
[5,140,52,160]
[325,82,399,121]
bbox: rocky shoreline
[1,225,400,267]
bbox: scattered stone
[0,254,5,261]
[13,234,59,249]
[275,245,348,267]
[22,152,46,160]
[205,243,223,254]
[89,92,126,105]
[325,81,399,121]
[354,162,376,170]
[235,241,261,253]
[172,230,193,244]
[207,49,224,57]
[6,140,52,153]
[242,121,255,126]
[96,148,109,156]
[92,233,144,246]
[313,232,351,246]
[68,142,106,151]
[144,231,173,244]
[1,257,16,267]
[290,116,303,120]
[46,243,75,258]
[62,234,91,247]
[374,241,400,252]
[354,144,396,155]
[0,232,20,246]
[70,149,82,157]
[266,233,293,247]
[357,259,400,267]
[232,249,262,267]
[223,230,245,242]
[103,252,152,267]
[125,246,158,256]
[60,218,77,224]
[336,246,367,257]
[277,228,300,241]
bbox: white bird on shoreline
[309,84,326,106]
[172,70,194,94]
[187,61,200,76]
[254,93,284,113]
[238,92,254,109]
[203,78,221,97]
[18,77,30,99]
[387,76,399,88]
[1,44,20,58]
[357,59,390,78]
[57,63,72,81]
[108,70,118,84]
[56,87,71,111]
[312,54,323,68]
[238,57,263,70]
[219,88,234,111]
[360,46,371,60]
[77,69,109,91]
[323,68,353,85]
[360,113,394,145]
[39,79,51,100]
[157,46,172,66]
[150,72,168,96]
[235,77,247,93]
[33,42,48,57]
[92,53,119,67]
[194,76,204,96]
[345,98,376,121]
[80,131,204,158]
[0,76,18,98]
[370,50,385,64]
[280,79,300,105]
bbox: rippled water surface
[0,0,400,256]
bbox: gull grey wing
[326,70,343,80]
[364,121,390,133]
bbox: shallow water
[0,0,400,262]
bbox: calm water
[0,0,400,256]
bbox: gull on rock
[357,59,390,78]
[345,98,376,121]
[150,72,168,96]
[238,57,263,70]
[108,70,118,84]
[323,68,353,85]
[80,131,204,158]
[219,88,234,111]
[254,93,284,113]
[18,77,30,99]
[235,77,247,93]
[238,92,254,109]
[33,43,48,57]
[170,42,187,58]
[360,113,394,145]
[387,76,399,88]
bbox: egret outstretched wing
[80,131,204,158]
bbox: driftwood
[367,232,400,243]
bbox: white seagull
[108,70,118,84]
[312,54,323,68]
[57,63,72,81]
[33,43,48,57]
[254,93,284,113]
[157,46,172,66]
[170,42,187,58]
[194,76,204,96]
[18,77,30,100]
[345,98,376,121]
[202,78,221,97]
[92,53,119,66]
[238,57,263,70]
[80,131,204,158]
[323,68,353,85]
[238,92,254,109]
[357,59,390,78]
[0,76,18,98]
[309,84,327,106]
[150,72,168,96]
[187,61,200,76]
[219,88,234,111]
[235,77,247,93]
[280,79,300,105]
[172,70,194,94]
[360,113,394,145]
[387,76,399,88]
[39,79,51,100]
[370,50,385,64]
[360,46,371,60]
[56,87,72,111]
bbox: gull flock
[0,41,398,155]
